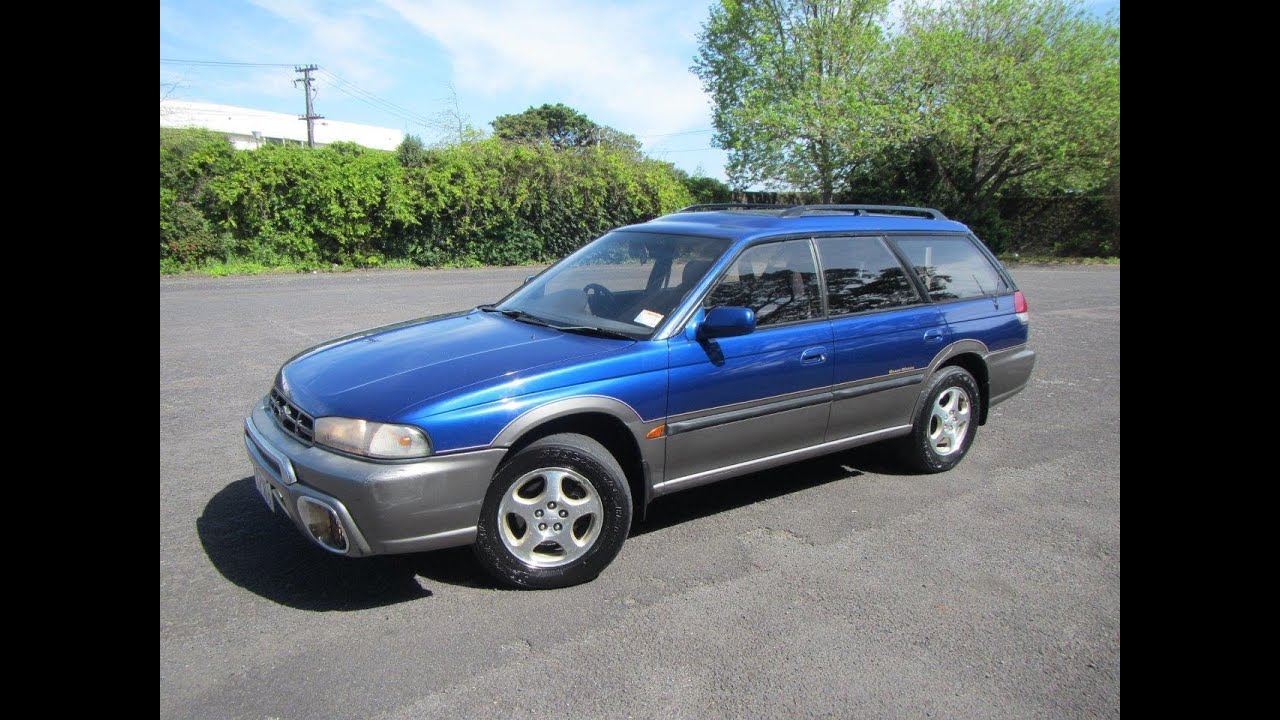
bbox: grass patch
[997,253,1119,266]
[168,259,308,277]
[161,255,545,278]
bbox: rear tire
[899,366,981,473]
[474,433,632,589]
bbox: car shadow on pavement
[631,444,894,536]
[200,442,918,606]
[199,478,453,611]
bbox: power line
[318,78,434,129]
[158,58,435,131]
[318,69,421,116]
[159,58,297,68]
[318,73,428,122]
[159,107,302,118]
[636,128,715,138]
[316,69,436,127]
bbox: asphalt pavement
[160,264,1120,719]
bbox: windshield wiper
[477,305,551,325]
[478,305,633,339]
[549,325,635,340]
[972,274,999,309]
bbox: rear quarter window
[893,236,1007,302]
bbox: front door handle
[923,329,945,343]
[801,347,827,364]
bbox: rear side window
[705,239,821,327]
[893,236,1007,302]
[815,237,920,316]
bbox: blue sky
[160,0,1119,182]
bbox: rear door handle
[801,347,827,364]
[923,329,945,343]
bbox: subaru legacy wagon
[243,204,1036,589]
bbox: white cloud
[380,0,713,136]
[248,0,395,90]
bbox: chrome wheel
[928,387,972,456]
[496,467,603,568]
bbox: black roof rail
[675,203,795,213]
[778,204,947,220]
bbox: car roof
[620,208,972,242]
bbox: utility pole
[294,65,323,148]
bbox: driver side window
[704,240,820,327]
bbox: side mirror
[698,306,755,340]
[524,274,537,285]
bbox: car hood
[279,310,634,420]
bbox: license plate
[254,467,276,512]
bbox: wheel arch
[939,353,991,425]
[915,340,992,425]
[492,397,655,521]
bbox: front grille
[268,387,315,445]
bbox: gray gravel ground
[160,265,1120,719]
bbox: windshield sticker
[633,309,664,328]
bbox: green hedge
[160,129,694,272]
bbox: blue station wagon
[244,204,1036,588]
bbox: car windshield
[497,230,730,339]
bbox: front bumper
[243,399,505,557]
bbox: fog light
[297,497,349,553]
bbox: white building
[160,100,404,151]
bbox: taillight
[1013,290,1029,324]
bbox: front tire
[899,366,981,473]
[474,433,632,589]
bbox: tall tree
[693,0,893,202]
[892,0,1120,212]
[493,103,609,149]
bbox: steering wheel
[582,283,617,317]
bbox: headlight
[313,417,432,459]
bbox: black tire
[474,433,632,589]
[899,366,982,473]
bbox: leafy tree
[160,128,235,198]
[692,0,893,202]
[493,103,600,149]
[160,129,235,265]
[594,126,643,156]
[205,143,418,266]
[892,0,1120,214]
[492,103,643,153]
[161,135,693,271]
[671,167,734,204]
[396,134,428,167]
[693,0,1119,223]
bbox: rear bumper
[243,399,505,557]
[987,345,1037,407]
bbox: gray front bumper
[244,400,505,556]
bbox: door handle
[801,347,827,364]
[923,329,945,343]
